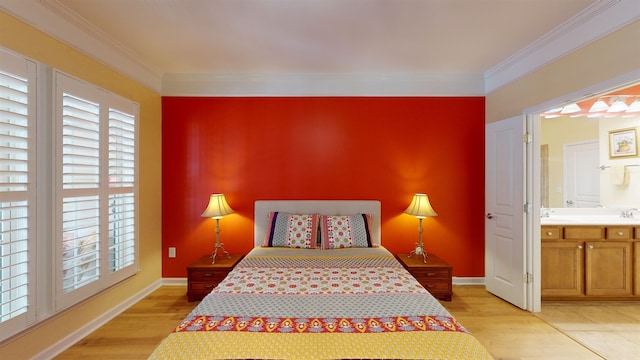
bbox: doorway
[528,76,640,312]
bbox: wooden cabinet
[187,254,243,302]
[585,241,632,296]
[635,227,640,296]
[541,240,583,296]
[396,253,452,301]
[635,241,640,296]
[541,225,638,300]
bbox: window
[55,72,139,310]
[0,47,139,340]
[0,48,37,338]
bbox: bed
[149,200,493,359]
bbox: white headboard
[254,200,381,247]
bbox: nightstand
[187,254,243,302]
[396,253,453,301]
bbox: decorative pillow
[320,214,373,249]
[263,212,319,248]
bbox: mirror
[540,84,640,208]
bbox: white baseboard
[35,279,163,360]
[453,277,485,285]
[162,277,187,286]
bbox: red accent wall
[162,97,485,277]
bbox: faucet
[540,207,553,218]
[620,208,640,218]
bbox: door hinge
[523,202,531,214]
[525,273,533,283]
[523,133,532,143]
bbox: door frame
[522,70,640,313]
[527,113,541,312]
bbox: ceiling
[1,0,638,95]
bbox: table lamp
[404,193,438,263]
[201,193,234,263]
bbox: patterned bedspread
[149,247,493,359]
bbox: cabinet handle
[205,284,214,288]
[427,272,436,276]
[546,231,553,236]
[617,231,623,236]
[577,245,583,249]
[588,245,594,249]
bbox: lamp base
[409,244,428,263]
[210,243,230,264]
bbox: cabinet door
[541,241,584,297]
[635,242,639,296]
[585,241,632,296]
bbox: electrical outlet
[168,247,176,258]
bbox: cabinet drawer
[606,227,632,240]
[190,281,220,292]
[418,279,451,292]
[634,227,640,239]
[410,268,450,279]
[189,269,230,280]
[564,226,603,240]
[541,226,561,239]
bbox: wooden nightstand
[396,253,453,301]
[187,254,243,302]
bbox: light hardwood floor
[54,285,636,359]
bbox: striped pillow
[320,214,373,249]
[263,212,319,248]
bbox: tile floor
[535,301,640,360]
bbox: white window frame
[0,48,37,341]
[0,47,139,341]
[54,71,139,311]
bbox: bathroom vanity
[541,210,640,300]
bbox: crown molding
[1,0,637,96]
[0,0,163,92]
[161,72,485,97]
[485,0,640,94]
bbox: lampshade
[559,103,581,114]
[626,98,640,113]
[201,194,234,219]
[607,98,629,113]
[404,194,438,218]
[588,99,609,113]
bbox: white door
[563,140,600,208]
[485,116,527,309]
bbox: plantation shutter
[55,71,138,310]
[56,74,103,309]
[0,49,36,333]
[0,49,139,340]
[106,98,138,283]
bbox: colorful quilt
[149,247,493,359]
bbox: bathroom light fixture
[588,99,609,113]
[560,103,581,114]
[607,97,629,113]
[201,193,234,263]
[626,98,640,113]
[404,194,438,263]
